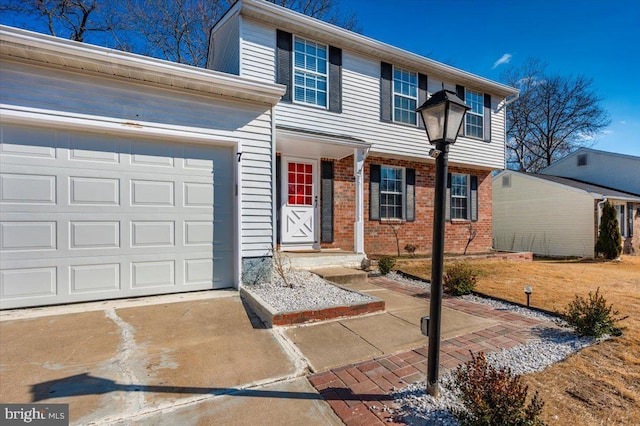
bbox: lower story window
[451,173,468,220]
[381,166,404,219]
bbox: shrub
[443,262,478,296]
[595,201,622,260]
[377,255,396,275]
[449,352,545,426]
[404,244,417,257]
[564,288,626,338]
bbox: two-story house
[0,0,517,309]
[208,0,518,261]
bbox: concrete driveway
[0,292,340,425]
[1,278,501,425]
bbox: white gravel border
[245,269,376,312]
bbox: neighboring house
[208,0,518,259]
[493,171,640,258]
[539,147,640,196]
[1,0,518,309]
[0,26,284,309]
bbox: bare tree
[503,59,610,172]
[117,0,225,67]
[1,0,359,67]
[1,0,119,42]
[269,0,359,31]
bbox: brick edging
[240,287,385,327]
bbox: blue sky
[340,0,640,157]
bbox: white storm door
[281,158,317,248]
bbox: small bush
[449,352,545,426]
[377,255,396,275]
[443,262,478,296]
[595,201,622,260]
[564,288,626,338]
[404,244,417,257]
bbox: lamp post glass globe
[416,90,470,398]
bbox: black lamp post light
[416,90,470,397]
[524,286,533,307]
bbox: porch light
[416,90,470,398]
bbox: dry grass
[397,256,640,425]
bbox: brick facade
[320,155,494,256]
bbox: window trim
[450,173,470,220]
[392,66,418,126]
[464,88,484,140]
[292,35,329,109]
[380,165,406,220]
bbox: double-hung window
[293,37,328,108]
[465,89,484,139]
[393,67,418,125]
[450,173,469,220]
[380,166,404,219]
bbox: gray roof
[531,174,640,201]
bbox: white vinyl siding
[0,59,275,259]
[238,19,505,169]
[492,172,596,258]
[540,149,640,196]
[208,12,240,74]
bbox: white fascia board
[240,0,518,98]
[1,104,240,147]
[0,25,285,105]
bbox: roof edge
[1,25,285,105]
[239,0,518,98]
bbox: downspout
[502,92,520,170]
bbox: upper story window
[293,37,328,108]
[393,67,418,125]
[465,89,484,139]
[450,173,469,220]
[380,166,405,219]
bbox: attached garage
[1,125,235,308]
[0,26,284,309]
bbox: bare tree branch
[503,59,610,172]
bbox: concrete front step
[310,267,368,285]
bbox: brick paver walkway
[308,276,550,425]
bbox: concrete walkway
[0,277,550,425]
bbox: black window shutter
[417,74,428,129]
[276,30,292,102]
[328,46,342,113]
[321,161,334,243]
[380,62,392,122]
[276,155,281,244]
[470,175,478,221]
[406,168,416,221]
[483,94,492,142]
[370,164,381,220]
[445,172,452,221]
[456,85,465,136]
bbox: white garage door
[0,125,235,309]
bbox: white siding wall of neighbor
[493,172,596,258]
[1,59,275,260]
[540,149,640,195]
[208,12,240,75]
[239,18,506,169]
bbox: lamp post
[416,90,470,397]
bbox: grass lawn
[396,256,640,425]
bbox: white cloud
[492,53,512,69]
[619,120,627,125]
